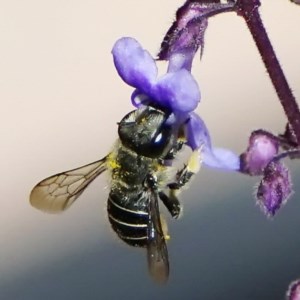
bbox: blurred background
[1,0,300,299]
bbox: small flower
[112,37,240,171]
[240,130,279,175]
[112,37,200,114]
[286,279,300,300]
[240,130,297,216]
[256,161,293,217]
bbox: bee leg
[170,148,202,189]
[166,149,202,216]
[159,191,181,219]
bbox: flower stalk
[236,0,300,144]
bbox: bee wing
[146,189,170,284]
[30,156,108,213]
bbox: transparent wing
[147,189,170,284]
[30,156,108,213]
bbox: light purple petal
[203,148,240,171]
[167,52,194,72]
[240,131,279,175]
[112,37,157,92]
[153,69,200,113]
[131,90,151,108]
[185,112,208,150]
[286,279,300,300]
[185,113,240,171]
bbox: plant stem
[236,0,300,144]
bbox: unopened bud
[286,279,300,300]
[256,161,293,217]
[240,131,279,175]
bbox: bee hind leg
[159,191,181,219]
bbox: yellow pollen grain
[107,154,120,170]
[164,234,171,241]
[187,148,202,173]
[140,117,146,124]
[178,136,186,143]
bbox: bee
[30,104,202,283]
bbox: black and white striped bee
[30,103,201,283]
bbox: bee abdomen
[107,189,149,247]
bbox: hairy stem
[235,0,300,144]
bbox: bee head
[118,106,175,158]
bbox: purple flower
[239,130,295,216]
[112,37,200,114]
[112,37,240,171]
[240,131,279,175]
[286,279,300,300]
[256,161,293,217]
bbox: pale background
[1,0,300,299]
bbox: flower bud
[256,161,293,217]
[290,0,300,5]
[286,279,300,300]
[240,131,279,175]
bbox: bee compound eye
[148,127,173,157]
[118,109,174,158]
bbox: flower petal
[167,52,194,72]
[185,113,240,170]
[240,130,279,175]
[112,37,157,92]
[185,112,207,150]
[203,147,240,171]
[153,69,200,113]
[131,90,151,108]
[286,279,300,300]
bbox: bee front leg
[163,149,202,218]
[171,148,202,189]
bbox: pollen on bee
[107,153,120,170]
[187,148,203,174]
[178,136,186,143]
[164,234,171,241]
